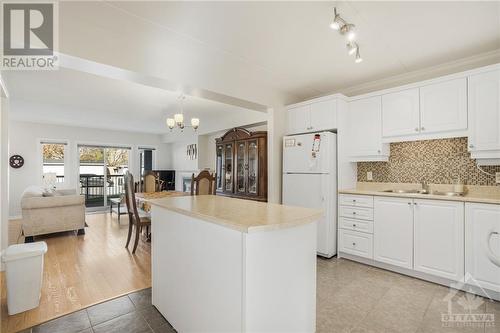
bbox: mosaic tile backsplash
[357,137,500,186]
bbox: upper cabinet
[419,78,467,134]
[286,99,337,134]
[347,96,389,161]
[468,69,500,160]
[382,78,468,142]
[382,88,420,137]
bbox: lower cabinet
[465,203,500,292]
[413,199,464,281]
[373,197,414,269]
[339,229,373,259]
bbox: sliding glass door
[78,145,130,208]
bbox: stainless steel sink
[381,189,464,196]
[382,189,420,194]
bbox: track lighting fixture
[355,48,363,63]
[347,42,358,55]
[330,7,363,63]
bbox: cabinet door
[235,141,247,194]
[419,78,467,134]
[414,200,464,281]
[287,105,310,134]
[374,197,413,269]
[310,100,337,132]
[223,143,234,193]
[465,203,500,292]
[215,144,223,191]
[468,69,500,152]
[347,96,388,159]
[382,88,420,137]
[247,140,259,195]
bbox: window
[41,142,67,184]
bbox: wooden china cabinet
[215,128,267,202]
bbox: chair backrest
[124,172,140,224]
[144,171,156,193]
[191,170,216,196]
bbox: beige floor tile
[485,299,500,333]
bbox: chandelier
[166,95,200,131]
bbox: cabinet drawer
[339,229,373,259]
[340,206,374,221]
[339,194,374,208]
[339,217,374,234]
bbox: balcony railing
[79,174,125,207]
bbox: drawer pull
[352,242,356,246]
[353,224,357,227]
[352,212,356,215]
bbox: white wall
[1,97,9,269]
[8,120,170,217]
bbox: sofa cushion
[21,186,44,198]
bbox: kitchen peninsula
[148,195,322,332]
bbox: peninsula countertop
[147,195,323,233]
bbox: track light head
[355,49,363,63]
[347,42,358,55]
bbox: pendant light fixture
[166,95,200,132]
[330,7,363,63]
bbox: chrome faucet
[420,180,429,194]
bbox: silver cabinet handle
[353,224,357,227]
[408,202,411,205]
[353,199,356,203]
[415,128,419,132]
[377,150,381,154]
[352,212,357,215]
[421,127,425,131]
[352,242,356,246]
[414,202,417,206]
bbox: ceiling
[3,68,267,134]
[56,1,500,103]
[3,1,500,133]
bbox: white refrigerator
[282,132,337,258]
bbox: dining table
[135,191,188,212]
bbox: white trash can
[1,241,47,315]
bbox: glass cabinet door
[247,140,258,194]
[236,141,246,193]
[216,145,223,190]
[224,143,233,192]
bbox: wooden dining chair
[190,170,217,195]
[144,171,157,193]
[124,172,151,254]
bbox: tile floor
[20,257,499,333]
[20,289,174,333]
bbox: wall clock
[9,155,24,168]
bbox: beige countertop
[147,195,323,233]
[339,182,500,205]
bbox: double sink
[381,189,464,197]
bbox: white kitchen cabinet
[374,197,413,269]
[413,199,464,281]
[347,96,389,161]
[339,229,373,259]
[286,99,337,134]
[419,78,467,134]
[310,100,337,132]
[382,88,420,138]
[287,105,310,135]
[465,203,500,292]
[468,69,500,159]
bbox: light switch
[367,171,373,181]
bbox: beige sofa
[21,186,86,242]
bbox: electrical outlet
[496,172,500,184]
[367,171,373,181]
